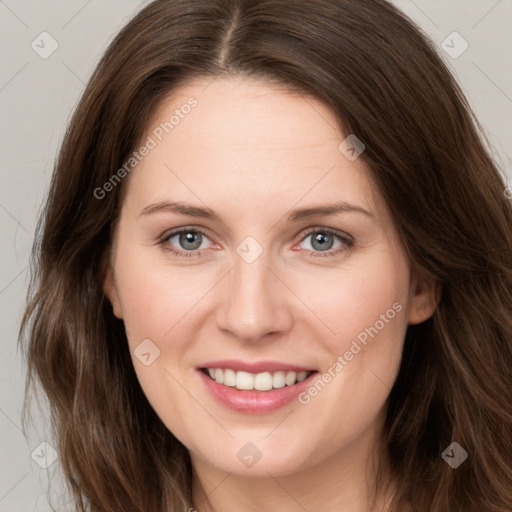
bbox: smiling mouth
[201,367,317,391]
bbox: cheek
[114,249,217,348]
[298,248,409,432]
[288,245,409,440]
[112,250,214,430]
[289,247,410,357]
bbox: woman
[20,0,512,511]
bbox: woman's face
[105,76,436,478]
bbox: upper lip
[199,359,316,373]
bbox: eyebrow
[139,201,222,221]
[286,202,374,221]
[138,200,374,222]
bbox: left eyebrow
[286,201,375,222]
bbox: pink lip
[197,369,318,414]
[199,359,315,373]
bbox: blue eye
[161,228,212,257]
[159,227,353,259]
[170,230,207,251]
[298,229,353,257]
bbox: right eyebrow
[138,200,223,222]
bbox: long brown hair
[20,0,512,510]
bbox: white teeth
[296,371,308,382]
[223,368,237,387]
[236,371,254,390]
[205,368,312,390]
[254,372,273,391]
[272,371,286,389]
[284,371,297,386]
[214,368,224,384]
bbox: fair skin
[104,76,438,512]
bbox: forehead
[124,76,383,224]
[157,76,343,150]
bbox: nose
[214,251,293,344]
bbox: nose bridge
[215,244,292,342]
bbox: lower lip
[198,370,318,413]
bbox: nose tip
[214,256,293,343]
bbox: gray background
[1,1,511,510]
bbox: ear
[407,271,441,325]
[103,264,123,319]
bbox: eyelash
[158,227,354,259]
